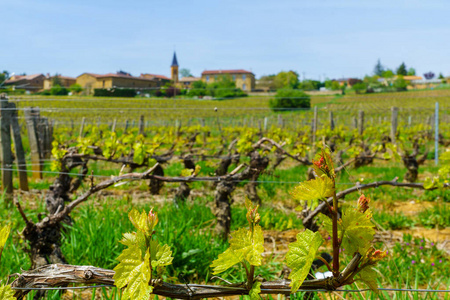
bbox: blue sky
[2,0,450,80]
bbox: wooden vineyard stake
[9,102,29,191]
[0,94,13,198]
[24,107,43,179]
[329,111,335,130]
[391,107,398,143]
[358,110,364,135]
[79,117,86,137]
[139,115,145,136]
[111,118,117,133]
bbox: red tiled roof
[201,69,253,75]
[140,73,171,80]
[96,73,157,82]
[179,77,201,82]
[6,74,44,83]
[47,75,76,80]
[77,73,102,78]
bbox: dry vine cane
[111,149,387,300]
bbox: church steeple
[171,52,179,67]
[170,52,179,83]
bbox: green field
[1,89,449,299]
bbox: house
[43,74,76,90]
[335,78,362,88]
[201,69,255,91]
[140,74,171,85]
[4,74,45,91]
[409,79,443,90]
[378,75,423,87]
[179,76,201,88]
[76,72,159,95]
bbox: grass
[1,89,449,298]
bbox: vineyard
[0,89,449,299]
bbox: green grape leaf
[211,225,264,274]
[323,209,375,255]
[210,248,243,274]
[181,168,195,177]
[0,285,16,300]
[149,241,173,269]
[113,246,152,300]
[291,176,334,207]
[128,209,151,236]
[133,143,145,165]
[0,225,11,257]
[356,266,379,293]
[423,177,437,190]
[286,230,324,293]
[248,281,262,300]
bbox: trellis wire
[0,166,358,185]
[10,285,450,293]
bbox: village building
[76,72,159,95]
[43,74,76,89]
[4,74,45,91]
[201,69,255,91]
[179,76,201,88]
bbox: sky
[2,0,450,80]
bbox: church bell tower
[171,52,179,83]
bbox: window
[232,75,236,81]
[214,75,218,80]
[242,84,246,90]
[102,80,105,88]
[242,74,246,80]
[206,75,210,82]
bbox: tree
[180,68,193,78]
[69,84,83,94]
[269,89,310,111]
[0,70,9,83]
[298,80,320,91]
[438,73,444,79]
[373,59,385,76]
[325,80,340,91]
[423,72,435,80]
[396,62,407,76]
[51,74,62,87]
[257,75,276,90]
[50,85,69,96]
[273,71,299,89]
[352,82,367,94]
[393,76,407,91]
[382,69,395,78]
[407,68,416,76]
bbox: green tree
[273,71,299,89]
[299,80,320,91]
[69,84,83,94]
[438,73,444,79]
[373,59,385,76]
[396,63,407,76]
[407,68,416,76]
[393,75,407,91]
[0,70,9,83]
[352,82,367,94]
[51,74,62,87]
[382,69,395,78]
[180,68,193,78]
[269,89,310,111]
[50,85,69,96]
[325,80,341,91]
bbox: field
[1,89,449,299]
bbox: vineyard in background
[0,89,449,299]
